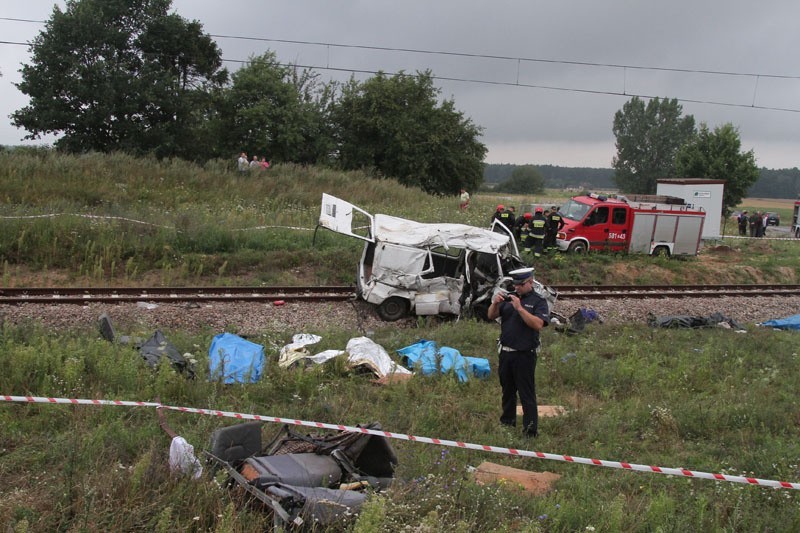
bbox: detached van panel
[319,193,374,242]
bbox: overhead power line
[2,15,799,113]
[220,58,800,114]
[210,33,800,81]
[2,15,797,81]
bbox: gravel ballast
[2,295,799,336]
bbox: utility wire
[2,16,799,112]
[220,59,800,113]
[2,15,797,81]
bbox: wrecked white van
[318,193,555,321]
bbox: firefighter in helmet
[546,205,565,250]
[530,207,547,257]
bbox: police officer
[487,267,550,437]
[546,206,565,250]
[530,207,547,257]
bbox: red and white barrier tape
[0,213,313,232]
[3,394,798,490]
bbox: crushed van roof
[373,214,511,253]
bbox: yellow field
[740,198,799,209]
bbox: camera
[503,291,518,302]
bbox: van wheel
[653,246,670,257]
[376,297,410,321]
[567,241,587,254]
[796,228,800,238]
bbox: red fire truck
[556,193,706,256]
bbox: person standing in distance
[487,267,550,437]
[237,152,249,174]
[459,188,470,210]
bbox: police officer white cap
[509,267,535,284]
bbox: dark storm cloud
[2,0,798,167]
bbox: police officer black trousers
[498,349,538,437]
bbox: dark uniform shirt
[530,214,547,239]
[498,291,550,351]
[548,212,564,232]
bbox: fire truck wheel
[567,241,587,254]
[377,297,410,321]
[652,246,671,257]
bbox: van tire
[376,297,410,321]
[652,246,670,257]
[567,241,587,254]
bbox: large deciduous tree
[675,123,759,214]
[332,71,486,195]
[496,165,545,194]
[612,97,696,194]
[12,0,226,159]
[217,52,335,164]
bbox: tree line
[490,97,779,213]
[11,0,485,196]
[484,164,799,200]
[12,1,790,206]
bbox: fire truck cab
[556,193,706,256]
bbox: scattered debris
[758,314,800,330]
[207,422,397,527]
[208,332,265,384]
[516,405,568,418]
[552,308,603,334]
[278,334,412,381]
[473,461,561,495]
[647,312,744,330]
[169,436,203,479]
[396,339,490,382]
[98,313,194,376]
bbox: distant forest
[484,164,800,199]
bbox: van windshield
[561,198,592,221]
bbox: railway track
[0,286,356,304]
[553,284,800,299]
[1,284,799,304]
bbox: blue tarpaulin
[397,340,490,382]
[209,333,266,383]
[760,314,800,330]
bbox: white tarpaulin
[278,334,412,379]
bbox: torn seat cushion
[263,483,368,526]
[208,422,262,466]
[242,453,342,489]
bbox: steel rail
[553,284,800,300]
[0,286,356,304]
[1,284,799,304]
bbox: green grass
[3,151,799,287]
[3,151,800,530]
[2,320,800,530]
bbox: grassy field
[2,152,800,531]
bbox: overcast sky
[1,1,799,169]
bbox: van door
[607,206,630,252]
[490,219,520,257]
[581,206,610,251]
[319,193,374,242]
